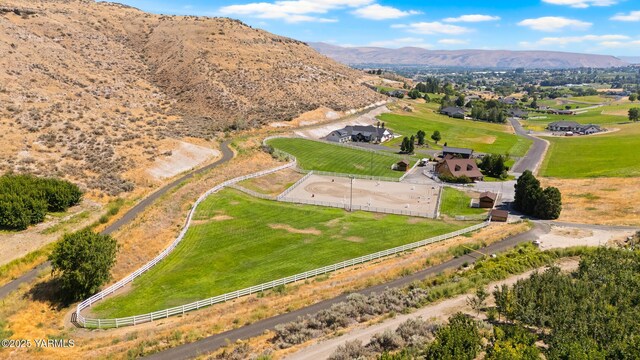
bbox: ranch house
[440,106,466,119]
[326,125,394,143]
[547,121,601,134]
[435,158,484,182]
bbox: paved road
[0,141,234,301]
[509,118,548,174]
[144,223,548,360]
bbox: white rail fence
[78,220,489,329]
[75,160,297,328]
[279,197,434,219]
[276,171,314,200]
[227,184,277,201]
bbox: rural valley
[1,1,640,360]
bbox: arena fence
[77,218,488,328]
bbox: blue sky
[113,0,640,56]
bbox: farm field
[267,138,414,178]
[440,187,488,217]
[539,124,640,178]
[378,104,531,157]
[92,189,471,317]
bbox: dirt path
[285,258,580,360]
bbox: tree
[534,187,562,220]
[400,137,409,153]
[49,229,119,302]
[416,130,426,146]
[408,89,421,99]
[467,287,489,316]
[514,170,562,219]
[456,94,466,107]
[425,313,482,360]
[408,135,415,154]
[629,93,637,102]
[431,130,442,144]
[423,93,431,103]
[513,170,541,215]
[629,108,639,122]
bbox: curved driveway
[509,118,548,174]
[0,141,233,301]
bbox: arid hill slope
[0,1,381,194]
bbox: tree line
[0,174,83,230]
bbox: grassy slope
[539,124,640,178]
[94,189,470,317]
[440,187,487,217]
[268,138,413,178]
[378,104,531,157]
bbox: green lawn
[93,189,471,317]
[268,138,414,178]
[539,124,640,178]
[378,104,532,157]
[440,187,488,217]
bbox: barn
[490,209,508,222]
[479,192,497,208]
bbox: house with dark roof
[442,146,474,159]
[547,121,601,134]
[440,106,466,119]
[326,125,394,143]
[499,97,517,105]
[507,108,528,118]
[435,158,484,182]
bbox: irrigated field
[378,104,531,157]
[267,138,413,178]
[93,189,470,317]
[539,124,640,178]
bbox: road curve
[144,222,548,360]
[0,141,234,301]
[509,118,548,174]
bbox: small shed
[396,160,410,172]
[479,191,497,208]
[490,209,508,222]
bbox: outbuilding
[395,160,410,172]
[479,192,497,208]
[490,209,508,222]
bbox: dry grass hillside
[0,0,382,195]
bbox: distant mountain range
[620,56,640,64]
[310,42,630,69]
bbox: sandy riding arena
[282,175,441,218]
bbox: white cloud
[367,37,432,48]
[392,22,471,35]
[219,0,372,23]
[518,17,592,32]
[542,0,618,8]
[438,38,470,45]
[442,14,500,23]
[519,34,640,48]
[352,4,420,20]
[598,40,640,48]
[611,11,640,22]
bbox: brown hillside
[0,1,381,194]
